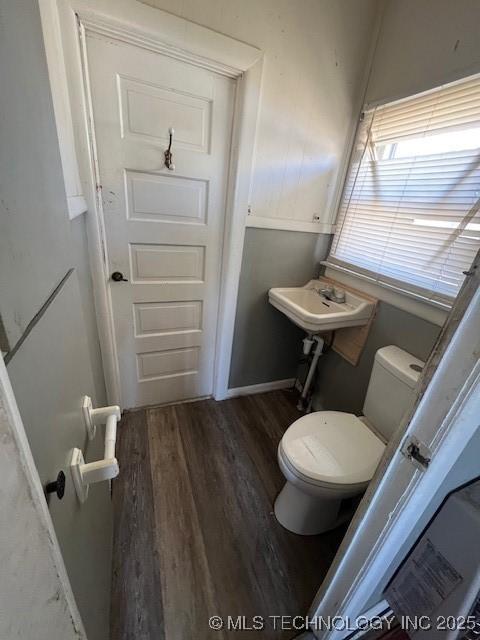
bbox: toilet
[274,345,424,535]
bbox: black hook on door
[164,127,175,171]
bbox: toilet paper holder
[70,396,121,503]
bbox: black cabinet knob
[46,470,66,500]
[111,271,128,282]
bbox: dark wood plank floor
[111,391,346,640]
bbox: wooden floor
[111,391,346,640]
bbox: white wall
[140,0,379,233]
[366,0,480,105]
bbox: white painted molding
[247,215,335,235]
[213,56,264,401]
[72,0,261,75]
[75,8,123,406]
[226,378,295,399]
[52,0,123,405]
[55,0,263,406]
[39,0,87,220]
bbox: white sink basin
[268,280,374,333]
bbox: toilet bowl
[274,411,385,534]
[274,346,424,535]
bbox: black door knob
[111,271,128,282]
[45,470,66,500]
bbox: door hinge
[401,436,432,471]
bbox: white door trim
[38,0,88,220]
[54,0,263,406]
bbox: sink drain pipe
[298,335,324,411]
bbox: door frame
[53,0,263,406]
[309,256,480,639]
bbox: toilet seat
[280,411,385,487]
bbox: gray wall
[229,229,441,403]
[229,229,330,388]
[313,302,441,414]
[0,1,110,638]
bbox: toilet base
[274,481,341,535]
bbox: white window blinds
[329,73,480,306]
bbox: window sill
[323,262,449,327]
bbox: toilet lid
[281,411,385,485]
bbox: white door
[0,359,85,640]
[86,34,235,408]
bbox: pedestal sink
[268,279,374,333]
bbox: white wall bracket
[82,394,120,441]
[71,396,121,502]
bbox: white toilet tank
[363,346,425,442]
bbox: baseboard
[226,378,295,399]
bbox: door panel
[137,347,200,380]
[125,171,208,224]
[86,34,235,407]
[6,275,112,640]
[134,301,203,335]
[118,75,212,151]
[130,243,206,282]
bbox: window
[328,74,480,307]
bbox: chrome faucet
[318,284,346,304]
[318,284,334,299]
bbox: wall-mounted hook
[164,127,175,171]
